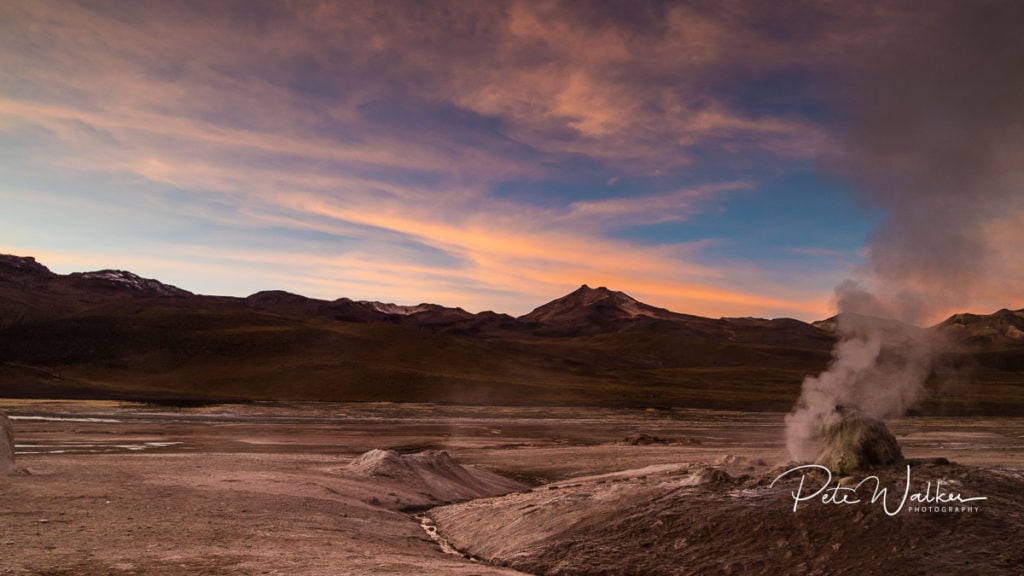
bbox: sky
[2,1,1021,322]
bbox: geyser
[788,1,1024,470]
[815,405,902,475]
[785,312,929,463]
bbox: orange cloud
[0,1,874,321]
[562,181,752,227]
[267,191,831,318]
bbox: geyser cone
[815,406,903,475]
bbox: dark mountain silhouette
[518,284,833,349]
[0,254,1020,413]
[519,284,694,336]
[812,309,1024,349]
[521,284,680,325]
[69,269,194,298]
[935,308,1024,348]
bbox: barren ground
[1,400,1022,575]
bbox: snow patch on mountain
[365,302,433,316]
[75,269,193,297]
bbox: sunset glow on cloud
[2,1,1021,322]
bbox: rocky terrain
[431,460,1022,576]
[429,406,1022,575]
[1,400,1021,575]
[2,254,1022,573]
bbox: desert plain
[1,399,1022,575]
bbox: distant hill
[812,309,1024,351]
[935,309,1024,349]
[0,254,1020,413]
[520,284,682,328]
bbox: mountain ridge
[0,253,826,339]
[1,253,1021,412]
[2,253,1020,345]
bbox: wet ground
[1,400,1022,574]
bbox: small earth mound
[1,412,17,474]
[624,433,669,445]
[431,461,1022,576]
[344,449,524,505]
[815,405,903,475]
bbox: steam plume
[786,1,1024,460]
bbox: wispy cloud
[1,1,941,321]
[561,182,752,228]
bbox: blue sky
[2,1,1020,321]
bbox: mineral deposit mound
[815,405,903,475]
[430,460,1023,576]
[1,412,16,474]
[345,449,524,504]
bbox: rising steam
[786,1,1024,460]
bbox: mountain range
[0,254,1020,412]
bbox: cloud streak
[5,1,1015,322]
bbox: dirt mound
[623,433,669,445]
[431,461,1022,576]
[345,449,524,505]
[1,412,16,474]
[816,406,903,475]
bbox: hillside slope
[1,254,1020,412]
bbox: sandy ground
[1,400,1022,575]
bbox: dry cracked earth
[1,400,1022,575]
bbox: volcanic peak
[519,284,673,324]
